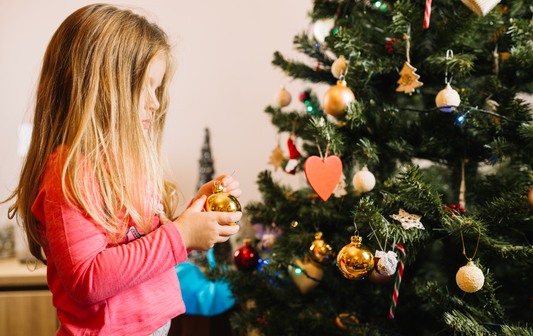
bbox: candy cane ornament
[424,0,432,29]
[389,244,406,319]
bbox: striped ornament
[424,0,432,29]
[389,244,406,319]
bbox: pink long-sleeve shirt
[31,148,188,335]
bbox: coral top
[31,148,188,335]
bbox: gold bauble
[528,187,533,210]
[323,80,355,119]
[308,232,335,266]
[435,83,461,112]
[275,85,292,107]
[205,182,241,225]
[331,55,348,79]
[337,236,374,280]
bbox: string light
[294,268,302,274]
[456,115,465,124]
[374,1,382,7]
[307,106,314,112]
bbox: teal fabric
[175,248,235,316]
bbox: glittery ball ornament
[275,85,292,107]
[456,261,485,293]
[205,181,241,226]
[461,0,500,16]
[352,166,375,193]
[233,239,259,271]
[331,55,348,79]
[309,232,335,266]
[337,236,374,280]
[435,83,461,112]
[323,80,355,119]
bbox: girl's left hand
[193,174,241,203]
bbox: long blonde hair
[4,4,179,264]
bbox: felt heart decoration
[304,155,343,201]
[288,259,323,294]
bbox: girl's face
[139,57,166,130]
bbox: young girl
[3,4,241,335]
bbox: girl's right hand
[173,195,241,251]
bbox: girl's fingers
[224,180,239,191]
[218,223,240,237]
[213,211,242,225]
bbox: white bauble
[456,261,485,293]
[461,0,500,16]
[331,55,348,79]
[275,85,292,107]
[435,83,461,112]
[313,19,335,43]
[352,166,375,193]
[375,251,398,276]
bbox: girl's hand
[174,195,241,250]
[194,174,241,202]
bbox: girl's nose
[150,93,160,111]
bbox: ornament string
[403,33,411,64]
[445,49,454,85]
[368,221,384,251]
[459,159,466,209]
[389,244,406,319]
[459,223,481,262]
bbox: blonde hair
[3,4,179,264]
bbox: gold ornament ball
[335,313,359,331]
[456,261,485,293]
[276,85,292,107]
[309,232,335,266]
[331,55,348,79]
[337,236,374,280]
[323,80,355,119]
[528,187,533,210]
[205,183,241,225]
[435,83,461,112]
[353,166,375,193]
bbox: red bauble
[368,258,395,285]
[233,239,259,271]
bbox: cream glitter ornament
[436,83,461,112]
[456,261,484,293]
[331,55,348,79]
[352,166,375,193]
[276,85,292,107]
[461,0,500,16]
[313,18,335,43]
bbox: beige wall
[0,0,324,253]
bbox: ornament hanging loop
[459,223,481,261]
[445,49,454,84]
[353,217,360,237]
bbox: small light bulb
[457,115,465,124]
[307,106,313,112]
[295,268,302,274]
[374,1,382,7]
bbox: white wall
[0,0,323,254]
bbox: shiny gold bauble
[205,182,241,225]
[528,187,533,210]
[335,313,359,331]
[323,80,355,119]
[337,236,374,280]
[308,232,335,266]
[275,84,292,107]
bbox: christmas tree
[208,1,533,334]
